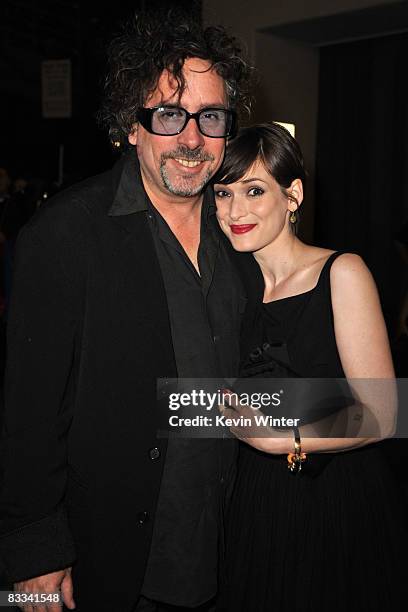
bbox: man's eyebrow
[196,103,229,110]
[153,103,180,109]
[156,102,229,110]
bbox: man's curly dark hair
[98,9,253,148]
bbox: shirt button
[137,511,149,525]
[149,447,160,461]
[220,477,225,485]
[213,335,220,343]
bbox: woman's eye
[248,187,264,197]
[214,190,230,198]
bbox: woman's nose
[229,198,247,221]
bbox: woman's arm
[222,253,397,454]
[301,253,396,452]
[330,253,394,379]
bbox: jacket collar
[108,149,148,216]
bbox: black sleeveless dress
[220,252,408,612]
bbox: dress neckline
[262,287,314,306]
[261,250,341,306]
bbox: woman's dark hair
[98,9,253,148]
[213,123,306,209]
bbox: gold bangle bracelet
[287,426,307,473]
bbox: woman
[213,123,407,611]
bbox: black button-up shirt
[115,153,245,607]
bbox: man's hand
[14,566,75,612]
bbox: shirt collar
[108,148,217,221]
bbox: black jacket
[0,151,260,611]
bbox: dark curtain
[315,32,408,336]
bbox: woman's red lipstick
[230,224,257,235]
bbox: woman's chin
[229,238,258,253]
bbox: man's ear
[128,124,138,146]
[287,178,304,211]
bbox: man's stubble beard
[159,146,217,197]
[160,163,214,197]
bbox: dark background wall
[316,32,408,332]
[1,0,202,184]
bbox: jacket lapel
[106,151,177,376]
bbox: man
[0,12,252,612]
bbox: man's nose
[177,117,205,150]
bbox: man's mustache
[161,147,215,163]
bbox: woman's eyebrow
[240,177,268,184]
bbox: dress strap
[314,250,350,292]
[284,251,349,344]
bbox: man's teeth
[174,158,202,168]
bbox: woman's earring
[289,210,297,224]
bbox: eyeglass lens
[151,107,229,137]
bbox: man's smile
[173,158,203,168]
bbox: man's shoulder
[38,167,113,219]
[23,163,119,243]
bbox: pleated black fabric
[220,253,408,611]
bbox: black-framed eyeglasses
[136,106,237,138]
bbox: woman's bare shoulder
[330,252,370,284]
[303,248,368,280]
[329,253,378,310]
